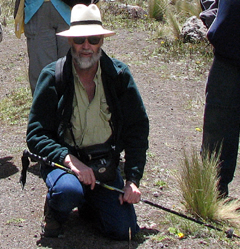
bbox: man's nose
[82,39,91,49]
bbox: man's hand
[119,181,141,205]
[64,154,96,190]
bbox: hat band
[70,20,102,26]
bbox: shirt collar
[72,61,101,86]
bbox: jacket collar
[100,50,123,78]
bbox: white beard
[72,48,102,69]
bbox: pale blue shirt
[24,0,71,25]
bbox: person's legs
[51,2,70,58]
[24,2,69,94]
[202,56,240,196]
[41,167,85,224]
[41,167,139,240]
[84,171,139,241]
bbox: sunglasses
[73,36,102,45]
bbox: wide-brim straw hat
[57,4,115,37]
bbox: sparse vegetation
[0,0,213,127]
[0,87,31,125]
[2,0,240,248]
[0,0,14,18]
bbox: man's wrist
[126,178,140,188]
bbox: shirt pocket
[100,98,111,121]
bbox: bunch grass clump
[178,149,220,221]
[175,0,202,17]
[177,148,240,229]
[148,0,169,21]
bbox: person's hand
[64,154,96,190]
[119,181,141,205]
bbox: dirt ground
[1,18,240,249]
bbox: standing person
[22,0,99,95]
[24,0,71,94]
[201,0,240,197]
[26,4,149,240]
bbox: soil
[1,18,240,249]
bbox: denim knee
[98,202,139,241]
[46,171,85,213]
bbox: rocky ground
[1,16,240,249]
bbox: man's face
[69,35,103,69]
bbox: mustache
[79,49,93,55]
[71,47,102,69]
[71,47,93,57]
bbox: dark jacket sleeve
[207,0,240,66]
[116,64,149,186]
[26,62,70,164]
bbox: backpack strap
[55,56,66,99]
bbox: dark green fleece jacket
[26,49,149,185]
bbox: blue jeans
[202,55,240,194]
[41,166,139,240]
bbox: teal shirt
[24,0,71,25]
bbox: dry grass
[177,148,240,230]
[216,199,240,229]
[177,149,219,220]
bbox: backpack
[14,0,24,38]
[199,0,219,28]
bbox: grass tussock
[216,199,240,229]
[166,10,181,39]
[148,0,169,21]
[175,0,202,17]
[177,149,240,230]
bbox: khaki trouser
[24,1,70,95]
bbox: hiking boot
[41,199,64,238]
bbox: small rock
[180,16,207,43]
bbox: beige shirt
[64,62,112,148]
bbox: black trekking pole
[20,149,240,239]
[20,149,73,189]
[20,150,117,189]
[97,182,238,239]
